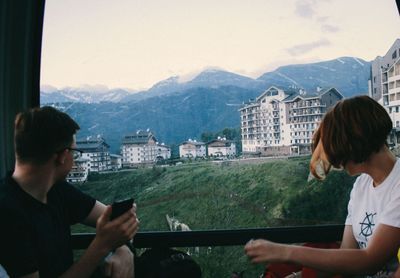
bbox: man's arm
[60,205,138,278]
[82,200,107,227]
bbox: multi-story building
[110,154,123,170]
[240,86,291,155]
[66,157,90,183]
[285,87,343,154]
[207,138,236,157]
[77,136,111,172]
[121,130,171,167]
[155,143,171,161]
[370,39,400,146]
[179,140,206,158]
[370,39,400,102]
[240,86,343,156]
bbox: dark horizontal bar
[72,224,344,249]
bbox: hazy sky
[41,0,400,90]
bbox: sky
[41,0,400,91]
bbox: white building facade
[370,39,400,128]
[240,86,343,156]
[370,39,400,146]
[207,138,236,157]
[66,158,90,183]
[121,130,171,167]
[179,140,206,158]
[110,154,123,170]
[77,136,111,172]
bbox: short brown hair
[14,106,80,164]
[310,95,392,179]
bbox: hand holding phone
[111,198,134,220]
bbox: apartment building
[370,39,400,102]
[155,143,171,161]
[207,138,236,157]
[66,157,90,183]
[179,140,206,158]
[110,154,123,170]
[121,130,171,167]
[240,86,292,155]
[76,136,111,172]
[240,86,343,156]
[285,87,343,154]
[370,39,400,139]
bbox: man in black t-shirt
[0,107,139,278]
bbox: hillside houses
[240,86,343,156]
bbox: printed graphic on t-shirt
[358,212,376,244]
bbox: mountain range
[42,57,371,153]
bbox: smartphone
[111,198,134,220]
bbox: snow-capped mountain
[42,56,371,104]
[40,86,137,104]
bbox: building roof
[180,140,205,146]
[282,87,343,102]
[207,139,235,147]
[255,86,297,102]
[76,136,110,151]
[122,130,157,144]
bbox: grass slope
[73,157,355,277]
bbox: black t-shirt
[0,174,96,277]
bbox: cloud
[295,0,316,18]
[286,39,332,56]
[321,24,340,33]
[316,16,329,23]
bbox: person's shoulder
[0,174,28,218]
[351,174,371,192]
[0,175,16,207]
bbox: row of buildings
[179,138,236,158]
[67,132,237,183]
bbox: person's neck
[364,147,396,187]
[12,161,56,203]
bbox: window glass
[41,0,400,234]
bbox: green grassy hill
[73,157,355,277]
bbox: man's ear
[55,149,68,165]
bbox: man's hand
[104,245,134,278]
[95,205,139,252]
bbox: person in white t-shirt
[245,95,400,277]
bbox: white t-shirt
[345,159,400,276]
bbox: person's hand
[95,205,139,252]
[284,271,301,278]
[104,245,134,278]
[244,239,288,264]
